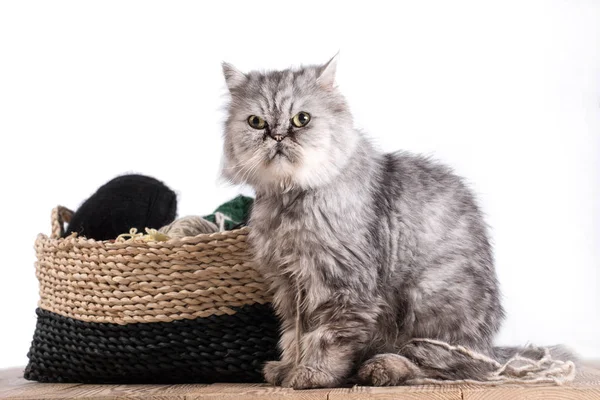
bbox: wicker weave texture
[35,207,272,325]
[25,306,279,383]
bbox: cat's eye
[291,112,311,128]
[247,115,266,129]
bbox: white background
[0,1,598,369]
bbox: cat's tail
[389,339,578,383]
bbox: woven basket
[25,206,279,383]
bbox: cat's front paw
[358,354,420,386]
[283,365,339,389]
[263,360,293,386]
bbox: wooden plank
[327,385,463,400]
[13,383,212,400]
[463,387,600,400]
[182,383,327,399]
[0,369,83,399]
[462,365,600,400]
[0,382,84,399]
[1,363,600,400]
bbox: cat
[220,56,565,389]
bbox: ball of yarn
[159,216,218,238]
[64,174,177,240]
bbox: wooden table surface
[1,364,600,400]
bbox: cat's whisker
[234,151,267,185]
[236,151,264,184]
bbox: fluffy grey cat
[220,56,561,389]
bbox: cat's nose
[270,133,284,142]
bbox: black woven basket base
[25,305,280,384]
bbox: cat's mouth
[267,144,290,162]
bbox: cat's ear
[222,62,247,91]
[317,53,339,89]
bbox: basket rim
[38,226,251,248]
[47,205,250,248]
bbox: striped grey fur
[221,57,529,389]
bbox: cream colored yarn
[159,215,219,238]
[158,213,238,238]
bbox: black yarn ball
[64,174,177,240]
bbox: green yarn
[203,195,254,230]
